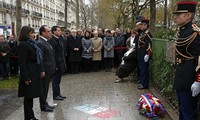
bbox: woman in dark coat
[18,26,42,120]
[82,31,92,72]
[115,48,137,83]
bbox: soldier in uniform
[173,2,200,120]
[137,19,152,89]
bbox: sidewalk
[5,70,176,120]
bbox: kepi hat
[173,1,197,14]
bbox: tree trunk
[150,0,156,32]
[65,0,68,29]
[76,0,80,29]
[163,0,167,28]
[16,0,22,37]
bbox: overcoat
[92,37,102,61]
[50,35,66,74]
[18,41,42,98]
[67,35,82,62]
[103,36,115,58]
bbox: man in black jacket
[50,26,67,100]
[38,25,56,112]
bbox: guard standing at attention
[173,2,200,120]
[137,19,152,89]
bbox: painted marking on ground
[74,104,120,118]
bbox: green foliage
[151,39,178,109]
[0,77,19,90]
[152,28,177,40]
[151,48,174,93]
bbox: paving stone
[5,71,173,120]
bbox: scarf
[130,37,135,48]
[27,39,42,64]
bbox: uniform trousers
[176,91,198,120]
[138,60,149,88]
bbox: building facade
[0,0,76,36]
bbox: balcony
[58,11,64,16]
[22,8,30,15]
[31,11,42,18]
[0,1,15,12]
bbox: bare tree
[65,0,68,29]
[80,4,90,30]
[150,0,156,31]
[16,0,22,37]
[75,0,80,29]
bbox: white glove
[144,54,149,62]
[191,82,200,97]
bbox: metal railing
[150,38,179,111]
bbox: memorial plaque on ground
[166,41,175,64]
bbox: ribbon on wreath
[138,93,166,119]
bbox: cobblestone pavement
[5,70,173,120]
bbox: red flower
[146,106,150,111]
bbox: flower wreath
[138,93,166,119]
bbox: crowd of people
[0,16,152,120]
[14,20,152,119]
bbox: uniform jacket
[173,21,200,91]
[92,37,102,61]
[50,35,67,74]
[104,36,115,58]
[18,41,42,98]
[37,37,56,76]
[67,35,82,62]
[137,30,152,61]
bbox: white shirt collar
[40,36,48,41]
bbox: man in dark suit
[50,26,67,100]
[37,25,56,112]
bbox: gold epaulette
[192,24,200,35]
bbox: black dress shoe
[41,107,53,112]
[138,86,148,89]
[53,96,64,100]
[59,95,66,99]
[47,105,55,109]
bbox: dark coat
[116,50,137,78]
[37,37,56,76]
[8,40,18,59]
[67,35,82,62]
[173,22,200,91]
[0,41,11,62]
[50,35,66,74]
[18,41,42,98]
